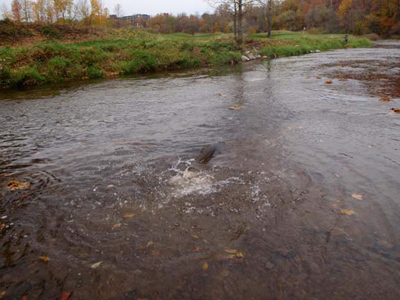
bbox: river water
[0,42,399,299]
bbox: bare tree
[207,0,254,49]
[113,3,124,27]
[257,0,273,38]
[20,0,32,22]
[114,3,124,18]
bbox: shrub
[46,56,71,79]
[82,48,109,66]
[12,67,44,88]
[87,66,104,78]
[120,50,158,74]
[40,26,62,39]
[211,51,241,65]
[363,33,380,41]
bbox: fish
[195,144,219,164]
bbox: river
[1,42,399,299]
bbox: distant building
[110,14,150,27]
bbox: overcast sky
[1,0,215,16]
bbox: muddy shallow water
[0,42,399,300]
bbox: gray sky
[1,0,214,16]
[105,0,213,15]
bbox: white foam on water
[169,168,216,197]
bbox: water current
[0,42,399,299]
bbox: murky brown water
[1,42,400,300]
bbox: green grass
[250,31,372,58]
[0,30,371,90]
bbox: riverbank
[0,29,372,90]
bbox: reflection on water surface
[0,42,399,299]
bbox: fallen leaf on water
[332,227,350,237]
[218,93,223,96]
[0,291,6,297]
[216,254,236,260]
[229,105,245,110]
[236,252,245,258]
[38,256,50,262]
[112,223,122,230]
[91,261,102,269]
[391,108,400,114]
[107,184,115,188]
[22,295,27,300]
[202,262,209,270]
[379,97,391,102]
[339,209,355,216]
[7,180,31,191]
[351,194,363,200]
[325,80,333,84]
[191,235,199,240]
[306,75,311,78]
[0,224,5,230]
[123,213,134,218]
[225,249,238,254]
[146,240,153,248]
[315,76,321,79]
[60,291,72,300]
[150,249,161,257]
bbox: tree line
[1,0,399,37]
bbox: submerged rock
[196,144,219,164]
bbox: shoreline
[0,32,372,91]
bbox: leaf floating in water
[339,209,355,216]
[229,105,245,110]
[191,235,199,240]
[112,223,122,230]
[391,108,400,114]
[325,80,333,84]
[225,249,238,254]
[0,291,6,297]
[202,262,209,271]
[107,184,115,188]
[91,261,102,269]
[351,194,363,200]
[124,213,134,218]
[0,224,5,230]
[315,76,321,79]
[218,93,223,96]
[224,249,245,258]
[7,180,31,191]
[22,295,28,300]
[379,97,391,102]
[60,291,72,300]
[38,256,50,262]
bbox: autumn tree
[11,0,22,22]
[33,0,47,22]
[20,0,33,22]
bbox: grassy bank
[250,31,372,57]
[0,29,372,90]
